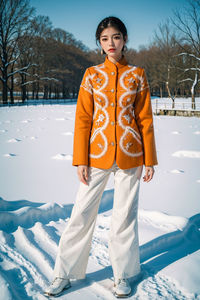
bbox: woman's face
[100,26,126,59]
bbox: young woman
[44,16,158,298]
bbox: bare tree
[52,28,90,52]
[171,0,200,108]
[28,15,53,99]
[176,51,200,108]
[0,0,34,104]
[153,19,180,107]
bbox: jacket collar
[104,54,128,71]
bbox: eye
[101,38,107,41]
[114,36,120,39]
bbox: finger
[81,169,88,185]
[143,169,148,181]
[80,171,87,185]
[77,168,86,185]
[146,170,153,182]
[84,167,89,181]
[143,168,152,182]
[77,168,81,181]
[145,169,149,180]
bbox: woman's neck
[107,53,123,64]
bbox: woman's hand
[77,165,89,185]
[143,166,155,182]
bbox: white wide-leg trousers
[53,160,143,281]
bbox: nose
[109,38,115,46]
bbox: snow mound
[172,150,200,159]
[0,197,73,233]
[139,209,188,231]
[0,195,200,299]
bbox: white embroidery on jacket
[118,67,143,157]
[89,65,109,159]
[96,114,105,125]
[80,72,94,94]
[88,64,147,159]
[97,143,103,149]
[96,77,102,84]
[125,142,133,150]
[123,114,131,123]
[134,72,149,92]
[129,105,135,118]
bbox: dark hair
[95,16,128,54]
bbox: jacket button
[111,141,114,146]
[111,121,114,125]
[111,71,115,75]
[111,102,114,107]
[111,89,114,92]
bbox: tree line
[0,0,200,109]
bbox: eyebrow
[100,33,121,38]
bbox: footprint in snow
[55,117,73,121]
[171,131,181,134]
[55,118,68,121]
[21,119,32,123]
[38,117,49,121]
[61,132,73,136]
[7,138,22,143]
[4,153,17,157]
[170,169,185,174]
[0,129,8,133]
[51,154,72,160]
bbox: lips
[109,49,116,51]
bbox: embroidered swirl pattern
[83,64,148,159]
[89,65,110,159]
[118,67,144,157]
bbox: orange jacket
[72,54,158,169]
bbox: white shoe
[44,277,71,296]
[113,278,131,298]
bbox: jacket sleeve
[134,68,158,167]
[72,68,94,167]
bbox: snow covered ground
[0,101,200,299]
